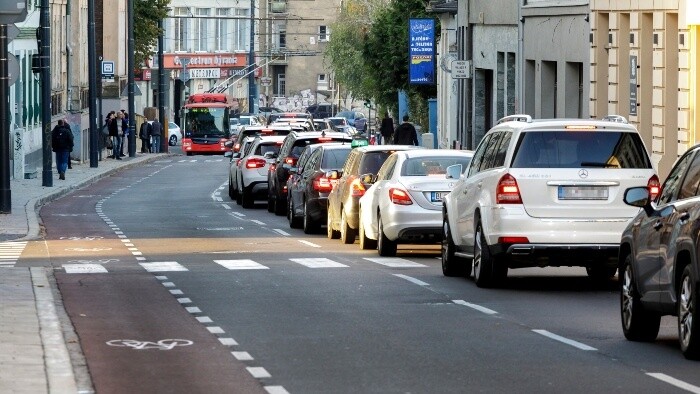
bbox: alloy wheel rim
[474,228,482,279]
[442,221,449,267]
[378,218,384,250]
[622,265,634,329]
[680,275,693,347]
[341,212,346,240]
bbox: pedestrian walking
[51,119,73,180]
[151,117,163,153]
[139,119,152,153]
[119,110,129,157]
[108,112,123,160]
[379,112,394,145]
[393,114,419,146]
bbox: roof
[402,149,475,158]
[494,118,639,133]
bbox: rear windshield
[402,156,473,176]
[359,151,393,175]
[511,131,652,169]
[255,143,281,156]
[321,148,352,170]
[291,138,350,158]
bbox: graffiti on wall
[259,89,317,112]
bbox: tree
[134,0,170,68]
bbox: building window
[173,7,189,52]
[277,73,286,96]
[194,8,210,52]
[216,8,230,51]
[279,27,287,48]
[319,25,330,42]
[232,8,249,51]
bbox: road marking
[393,274,429,286]
[231,212,246,217]
[162,282,175,287]
[251,220,266,225]
[140,261,188,272]
[363,257,427,268]
[265,386,289,394]
[298,240,321,248]
[221,204,231,210]
[196,316,213,323]
[215,260,269,270]
[532,329,597,351]
[114,231,124,235]
[290,258,348,268]
[207,326,225,334]
[128,248,138,251]
[219,338,238,346]
[0,241,26,267]
[247,367,271,379]
[185,307,201,313]
[232,351,254,361]
[177,298,192,304]
[647,373,700,393]
[63,264,108,274]
[452,300,498,315]
[169,290,184,295]
[155,276,168,280]
[136,257,146,261]
[273,229,290,236]
[214,197,223,202]
[132,251,143,256]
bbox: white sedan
[359,149,473,256]
[168,122,181,146]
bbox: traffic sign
[180,70,190,83]
[7,53,19,86]
[452,60,471,79]
[260,77,272,87]
[101,60,114,80]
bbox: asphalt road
[28,154,700,393]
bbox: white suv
[442,115,659,287]
[235,135,285,208]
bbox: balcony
[270,0,287,13]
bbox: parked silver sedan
[358,149,474,256]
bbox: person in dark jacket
[51,119,74,180]
[379,112,394,145]
[150,118,163,153]
[393,114,419,146]
[108,111,123,160]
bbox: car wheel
[340,209,357,244]
[359,215,377,250]
[169,135,177,146]
[473,221,507,288]
[241,186,253,208]
[620,254,660,342]
[327,208,340,239]
[377,214,397,257]
[442,216,467,277]
[288,196,302,228]
[303,200,319,234]
[679,265,700,359]
[186,152,192,156]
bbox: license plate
[431,192,446,202]
[558,186,609,200]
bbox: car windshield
[255,143,281,156]
[511,131,652,169]
[240,118,251,125]
[402,156,473,176]
[359,151,393,174]
[291,138,351,158]
[321,148,352,169]
[184,107,227,137]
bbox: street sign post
[260,76,272,87]
[452,60,471,79]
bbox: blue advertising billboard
[408,18,435,85]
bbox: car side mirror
[263,151,277,160]
[623,186,655,216]
[224,152,232,158]
[445,164,462,180]
[327,170,340,179]
[360,173,374,185]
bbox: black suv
[305,103,340,119]
[268,131,353,215]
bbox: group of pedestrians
[102,110,163,156]
[138,117,163,154]
[378,113,419,146]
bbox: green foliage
[134,0,170,68]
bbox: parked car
[305,103,340,119]
[268,131,354,215]
[327,145,420,244]
[359,150,474,255]
[232,125,293,153]
[336,110,366,128]
[313,119,333,132]
[226,135,258,200]
[168,122,181,146]
[233,135,286,208]
[267,112,312,125]
[287,143,352,233]
[620,144,700,359]
[327,117,349,130]
[441,114,658,287]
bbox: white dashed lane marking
[298,240,321,248]
[452,300,498,315]
[290,258,348,268]
[647,373,700,393]
[273,229,290,236]
[393,274,429,286]
[247,367,271,379]
[215,260,269,270]
[139,261,189,272]
[232,351,254,361]
[265,387,290,394]
[250,220,266,225]
[532,329,597,351]
[363,257,427,268]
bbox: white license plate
[431,192,446,202]
[558,186,609,200]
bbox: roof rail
[602,114,628,124]
[497,114,533,125]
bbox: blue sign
[408,18,435,85]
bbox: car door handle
[653,220,663,230]
[680,212,690,222]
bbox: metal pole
[0,25,10,213]
[158,19,165,153]
[248,1,255,113]
[127,0,135,157]
[40,0,52,186]
[88,0,98,167]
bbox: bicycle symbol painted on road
[60,236,105,241]
[106,339,193,350]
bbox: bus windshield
[184,107,228,138]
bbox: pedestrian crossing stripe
[0,241,27,266]
[139,261,189,272]
[215,260,269,270]
[289,258,348,268]
[363,257,427,268]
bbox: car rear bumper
[306,197,328,222]
[490,243,619,268]
[244,181,269,199]
[382,208,441,242]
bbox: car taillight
[284,156,297,166]
[496,173,522,204]
[389,188,413,205]
[219,138,227,147]
[648,175,660,200]
[498,236,529,244]
[350,178,366,197]
[233,143,241,152]
[269,163,277,172]
[313,176,333,192]
[246,158,266,169]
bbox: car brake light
[648,175,660,200]
[317,137,333,142]
[246,158,266,169]
[498,236,529,244]
[389,188,413,205]
[269,163,277,172]
[313,176,333,192]
[350,178,366,197]
[496,173,522,204]
[284,156,297,166]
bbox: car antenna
[321,130,326,137]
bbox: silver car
[359,150,473,256]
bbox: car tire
[303,200,319,234]
[186,152,192,156]
[621,254,661,342]
[241,186,253,208]
[442,215,467,277]
[679,265,700,359]
[327,208,340,239]
[377,214,397,257]
[169,135,177,146]
[288,196,302,228]
[473,221,507,288]
[340,209,357,244]
[359,215,377,250]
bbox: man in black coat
[393,114,419,146]
[51,119,74,180]
[379,112,394,144]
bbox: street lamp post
[127,0,135,157]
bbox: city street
[14,153,700,393]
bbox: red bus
[181,93,237,156]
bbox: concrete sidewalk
[0,152,167,393]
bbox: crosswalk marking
[139,261,189,272]
[214,259,269,270]
[290,258,348,268]
[0,241,27,266]
[63,264,108,274]
[363,257,427,268]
